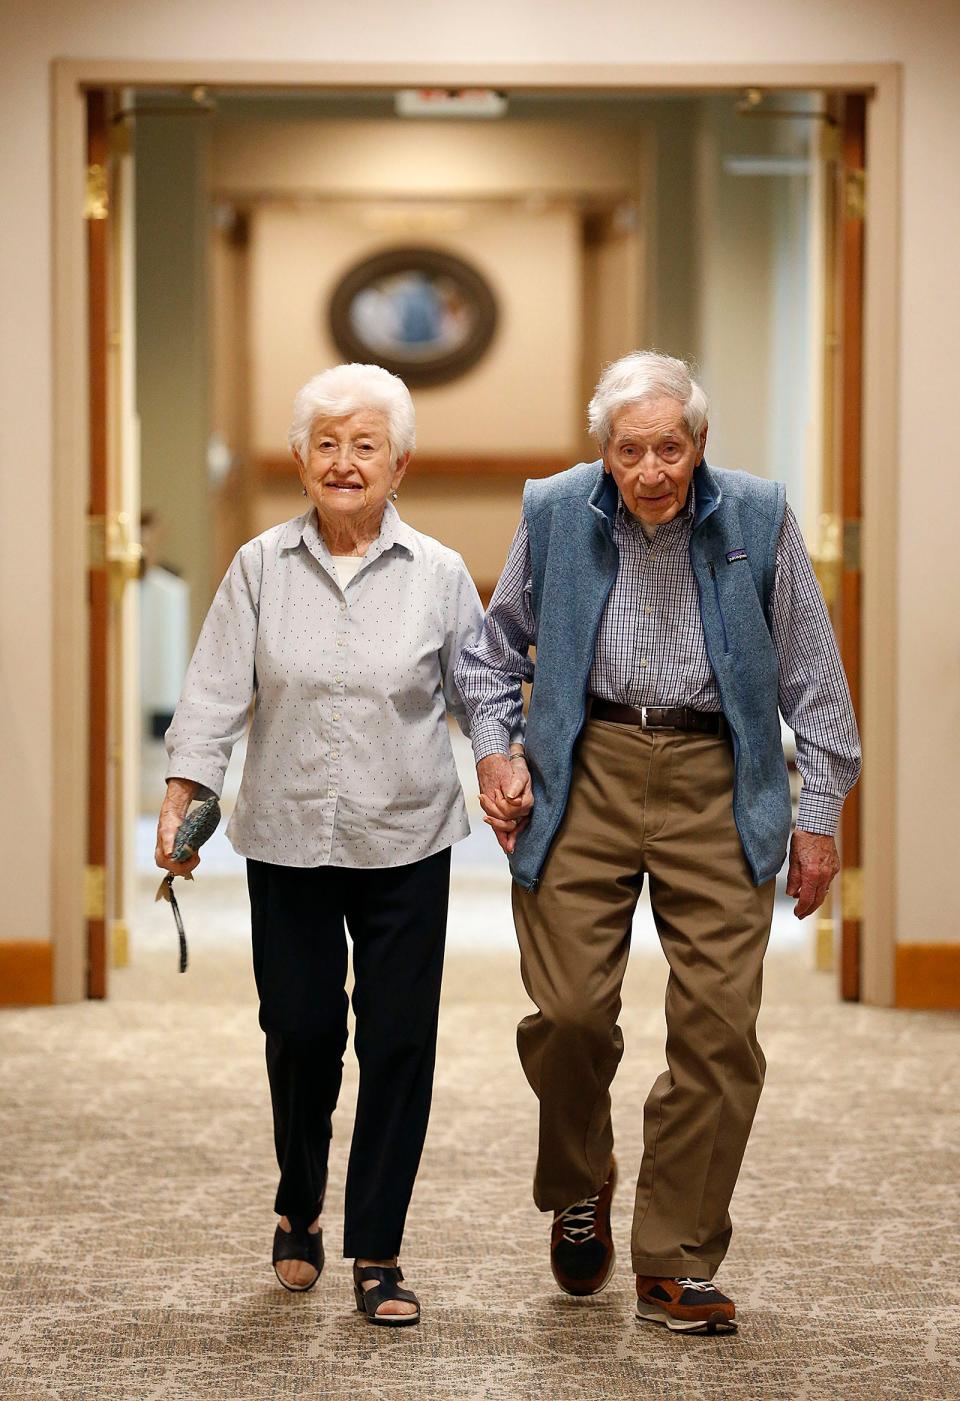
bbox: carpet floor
[1,913,958,1400]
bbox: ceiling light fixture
[395,89,508,119]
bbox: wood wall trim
[895,945,960,1010]
[255,454,572,480]
[0,943,54,1006]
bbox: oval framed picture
[327,246,498,388]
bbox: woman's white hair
[587,351,709,448]
[288,363,416,464]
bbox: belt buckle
[640,706,669,731]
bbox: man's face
[602,395,707,532]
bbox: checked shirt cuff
[470,717,513,766]
[796,790,843,837]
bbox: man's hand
[785,829,840,919]
[155,777,201,877]
[476,753,534,855]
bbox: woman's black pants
[246,847,450,1260]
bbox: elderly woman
[156,363,483,1326]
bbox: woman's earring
[390,490,399,501]
[302,487,307,497]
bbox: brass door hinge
[85,162,109,220]
[845,168,866,221]
[84,865,107,921]
[87,514,107,570]
[843,519,862,573]
[841,867,863,922]
[87,512,143,594]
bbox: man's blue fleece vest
[509,459,791,891]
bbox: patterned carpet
[2,894,959,1400]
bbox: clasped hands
[476,750,534,855]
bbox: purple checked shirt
[456,485,861,837]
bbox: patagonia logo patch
[726,548,748,563]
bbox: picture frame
[327,246,498,388]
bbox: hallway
[2,906,956,1399]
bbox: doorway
[51,63,900,1006]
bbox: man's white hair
[288,363,416,464]
[587,351,709,448]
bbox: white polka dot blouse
[164,504,485,869]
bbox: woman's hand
[476,753,533,855]
[155,777,202,876]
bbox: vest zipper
[709,562,729,653]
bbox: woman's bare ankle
[280,1214,320,1234]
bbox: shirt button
[645,607,652,616]
[327,788,337,798]
[335,676,343,684]
[332,712,340,721]
[336,638,343,648]
[640,658,648,668]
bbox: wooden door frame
[85,88,111,999]
[50,59,901,1004]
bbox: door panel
[836,94,865,1002]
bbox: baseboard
[895,943,960,1010]
[0,941,54,1005]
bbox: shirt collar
[280,500,416,560]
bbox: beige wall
[221,111,645,586]
[211,114,645,200]
[248,201,583,457]
[2,0,959,967]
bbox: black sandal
[272,1215,324,1293]
[353,1263,421,1327]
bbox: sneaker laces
[675,1278,714,1292]
[557,1193,600,1244]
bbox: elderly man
[455,351,860,1335]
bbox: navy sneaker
[550,1156,617,1296]
[635,1275,737,1333]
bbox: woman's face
[297,409,409,530]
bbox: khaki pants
[513,717,776,1279]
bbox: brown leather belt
[589,697,728,737]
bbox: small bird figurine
[155,797,221,971]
